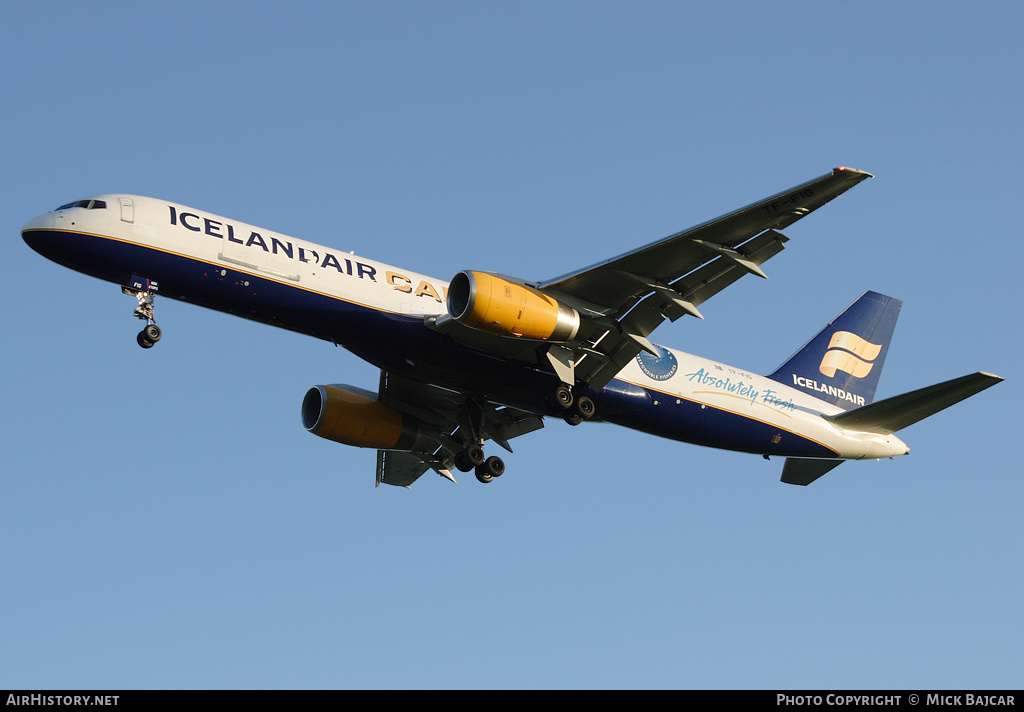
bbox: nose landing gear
[136,323,162,349]
[123,277,163,349]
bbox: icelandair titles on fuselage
[168,205,447,302]
[791,375,866,406]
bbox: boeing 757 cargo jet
[22,168,1002,487]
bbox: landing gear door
[119,197,134,224]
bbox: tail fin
[768,291,902,410]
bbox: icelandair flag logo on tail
[819,331,883,379]
[767,291,902,411]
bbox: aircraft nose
[21,212,56,255]
[22,212,55,232]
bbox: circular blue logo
[636,345,678,381]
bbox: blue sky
[2,1,1020,689]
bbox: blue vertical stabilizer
[767,291,902,410]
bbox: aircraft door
[119,197,134,223]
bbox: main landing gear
[457,384,594,485]
[445,398,510,485]
[123,278,163,349]
[551,383,596,426]
[453,443,506,484]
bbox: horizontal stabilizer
[827,372,1003,435]
[781,458,844,485]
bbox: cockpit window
[55,199,107,210]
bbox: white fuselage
[22,194,910,462]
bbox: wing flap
[377,450,432,488]
[377,449,458,488]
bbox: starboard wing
[536,167,874,390]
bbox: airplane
[21,167,1003,487]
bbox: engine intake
[447,270,580,342]
[302,385,430,451]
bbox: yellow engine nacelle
[446,270,580,342]
[301,385,431,451]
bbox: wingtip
[835,166,874,179]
